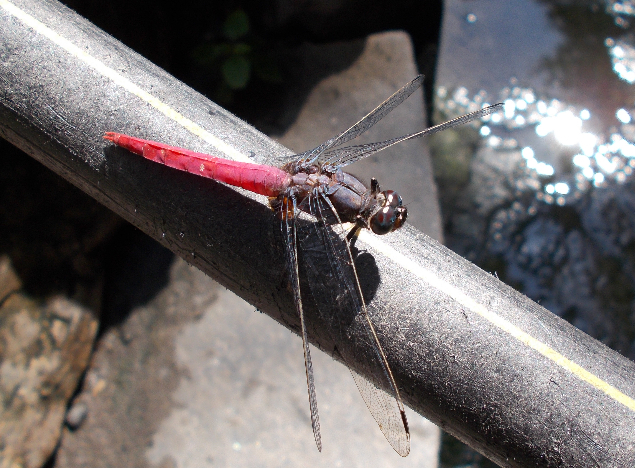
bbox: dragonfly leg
[346,220,364,245]
[370,177,381,195]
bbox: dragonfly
[104,75,502,456]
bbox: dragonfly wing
[273,75,425,167]
[322,102,504,168]
[349,369,410,457]
[281,197,322,452]
[296,191,410,456]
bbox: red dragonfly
[105,75,502,456]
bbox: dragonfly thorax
[286,166,408,236]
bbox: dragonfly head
[369,190,407,235]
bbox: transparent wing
[296,191,410,456]
[281,197,322,452]
[274,75,425,167]
[321,102,504,168]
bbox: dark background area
[61,0,443,133]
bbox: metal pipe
[1,0,635,465]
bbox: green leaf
[223,10,249,41]
[221,55,251,89]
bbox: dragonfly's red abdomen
[104,133,291,197]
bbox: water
[434,1,635,465]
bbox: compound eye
[383,190,402,209]
[369,191,408,235]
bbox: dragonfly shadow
[295,220,381,355]
[351,246,381,306]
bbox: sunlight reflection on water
[434,0,635,206]
[436,71,635,203]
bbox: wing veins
[323,102,504,167]
[277,75,425,166]
[307,191,410,456]
[282,198,322,452]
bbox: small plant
[192,9,281,102]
